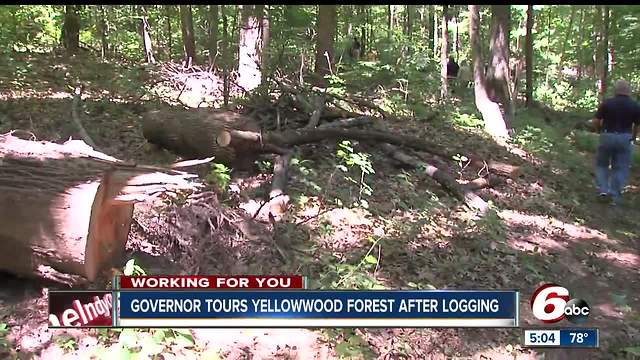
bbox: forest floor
[0,52,638,360]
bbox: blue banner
[559,329,598,348]
[117,290,518,328]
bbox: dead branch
[71,86,97,148]
[381,143,489,215]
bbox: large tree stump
[0,134,200,284]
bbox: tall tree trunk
[485,5,514,126]
[208,5,219,65]
[343,6,353,37]
[608,8,616,74]
[426,6,433,57]
[140,6,156,64]
[469,5,509,139]
[358,6,367,55]
[315,5,337,80]
[576,8,586,79]
[405,5,414,38]
[97,5,109,59]
[433,6,439,60]
[440,5,449,98]
[388,5,393,38]
[598,6,609,101]
[453,11,460,60]
[556,6,576,80]
[222,5,230,107]
[525,5,534,107]
[258,5,270,72]
[237,5,263,91]
[179,5,197,66]
[62,5,81,54]
[165,6,173,62]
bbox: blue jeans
[595,132,633,199]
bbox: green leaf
[152,329,167,342]
[334,342,352,358]
[123,259,136,276]
[363,255,377,264]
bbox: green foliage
[510,125,555,154]
[332,330,374,359]
[0,323,8,349]
[206,163,231,192]
[123,258,147,276]
[336,140,375,208]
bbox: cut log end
[0,134,199,284]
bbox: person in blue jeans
[592,80,640,205]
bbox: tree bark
[485,5,514,126]
[426,6,433,57]
[165,5,173,62]
[469,5,509,139]
[237,5,263,91]
[62,5,81,54]
[575,8,586,80]
[556,7,576,81]
[258,5,270,56]
[315,5,337,80]
[387,5,393,38]
[0,134,199,284]
[208,5,219,65]
[140,6,156,64]
[440,5,449,98]
[179,5,197,66]
[97,5,109,59]
[599,6,609,101]
[405,5,414,39]
[433,6,439,60]
[222,5,230,107]
[525,5,534,107]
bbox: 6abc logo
[530,283,590,324]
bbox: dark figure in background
[592,79,640,206]
[349,37,361,61]
[446,57,460,79]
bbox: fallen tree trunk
[0,134,200,284]
[381,143,489,215]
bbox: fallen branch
[71,86,97,149]
[381,143,489,215]
[461,175,504,191]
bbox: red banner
[48,291,113,328]
[118,275,305,289]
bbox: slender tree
[469,5,509,139]
[237,5,263,91]
[208,5,219,65]
[525,5,534,107]
[598,6,610,100]
[62,5,81,54]
[222,5,230,107]
[440,5,449,98]
[179,5,196,65]
[315,5,337,79]
[165,6,173,61]
[97,5,109,59]
[388,5,393,38]
[556,7,576,80]
[485,5,514,125]
[433,6,439,59]
[140,6,156,64]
